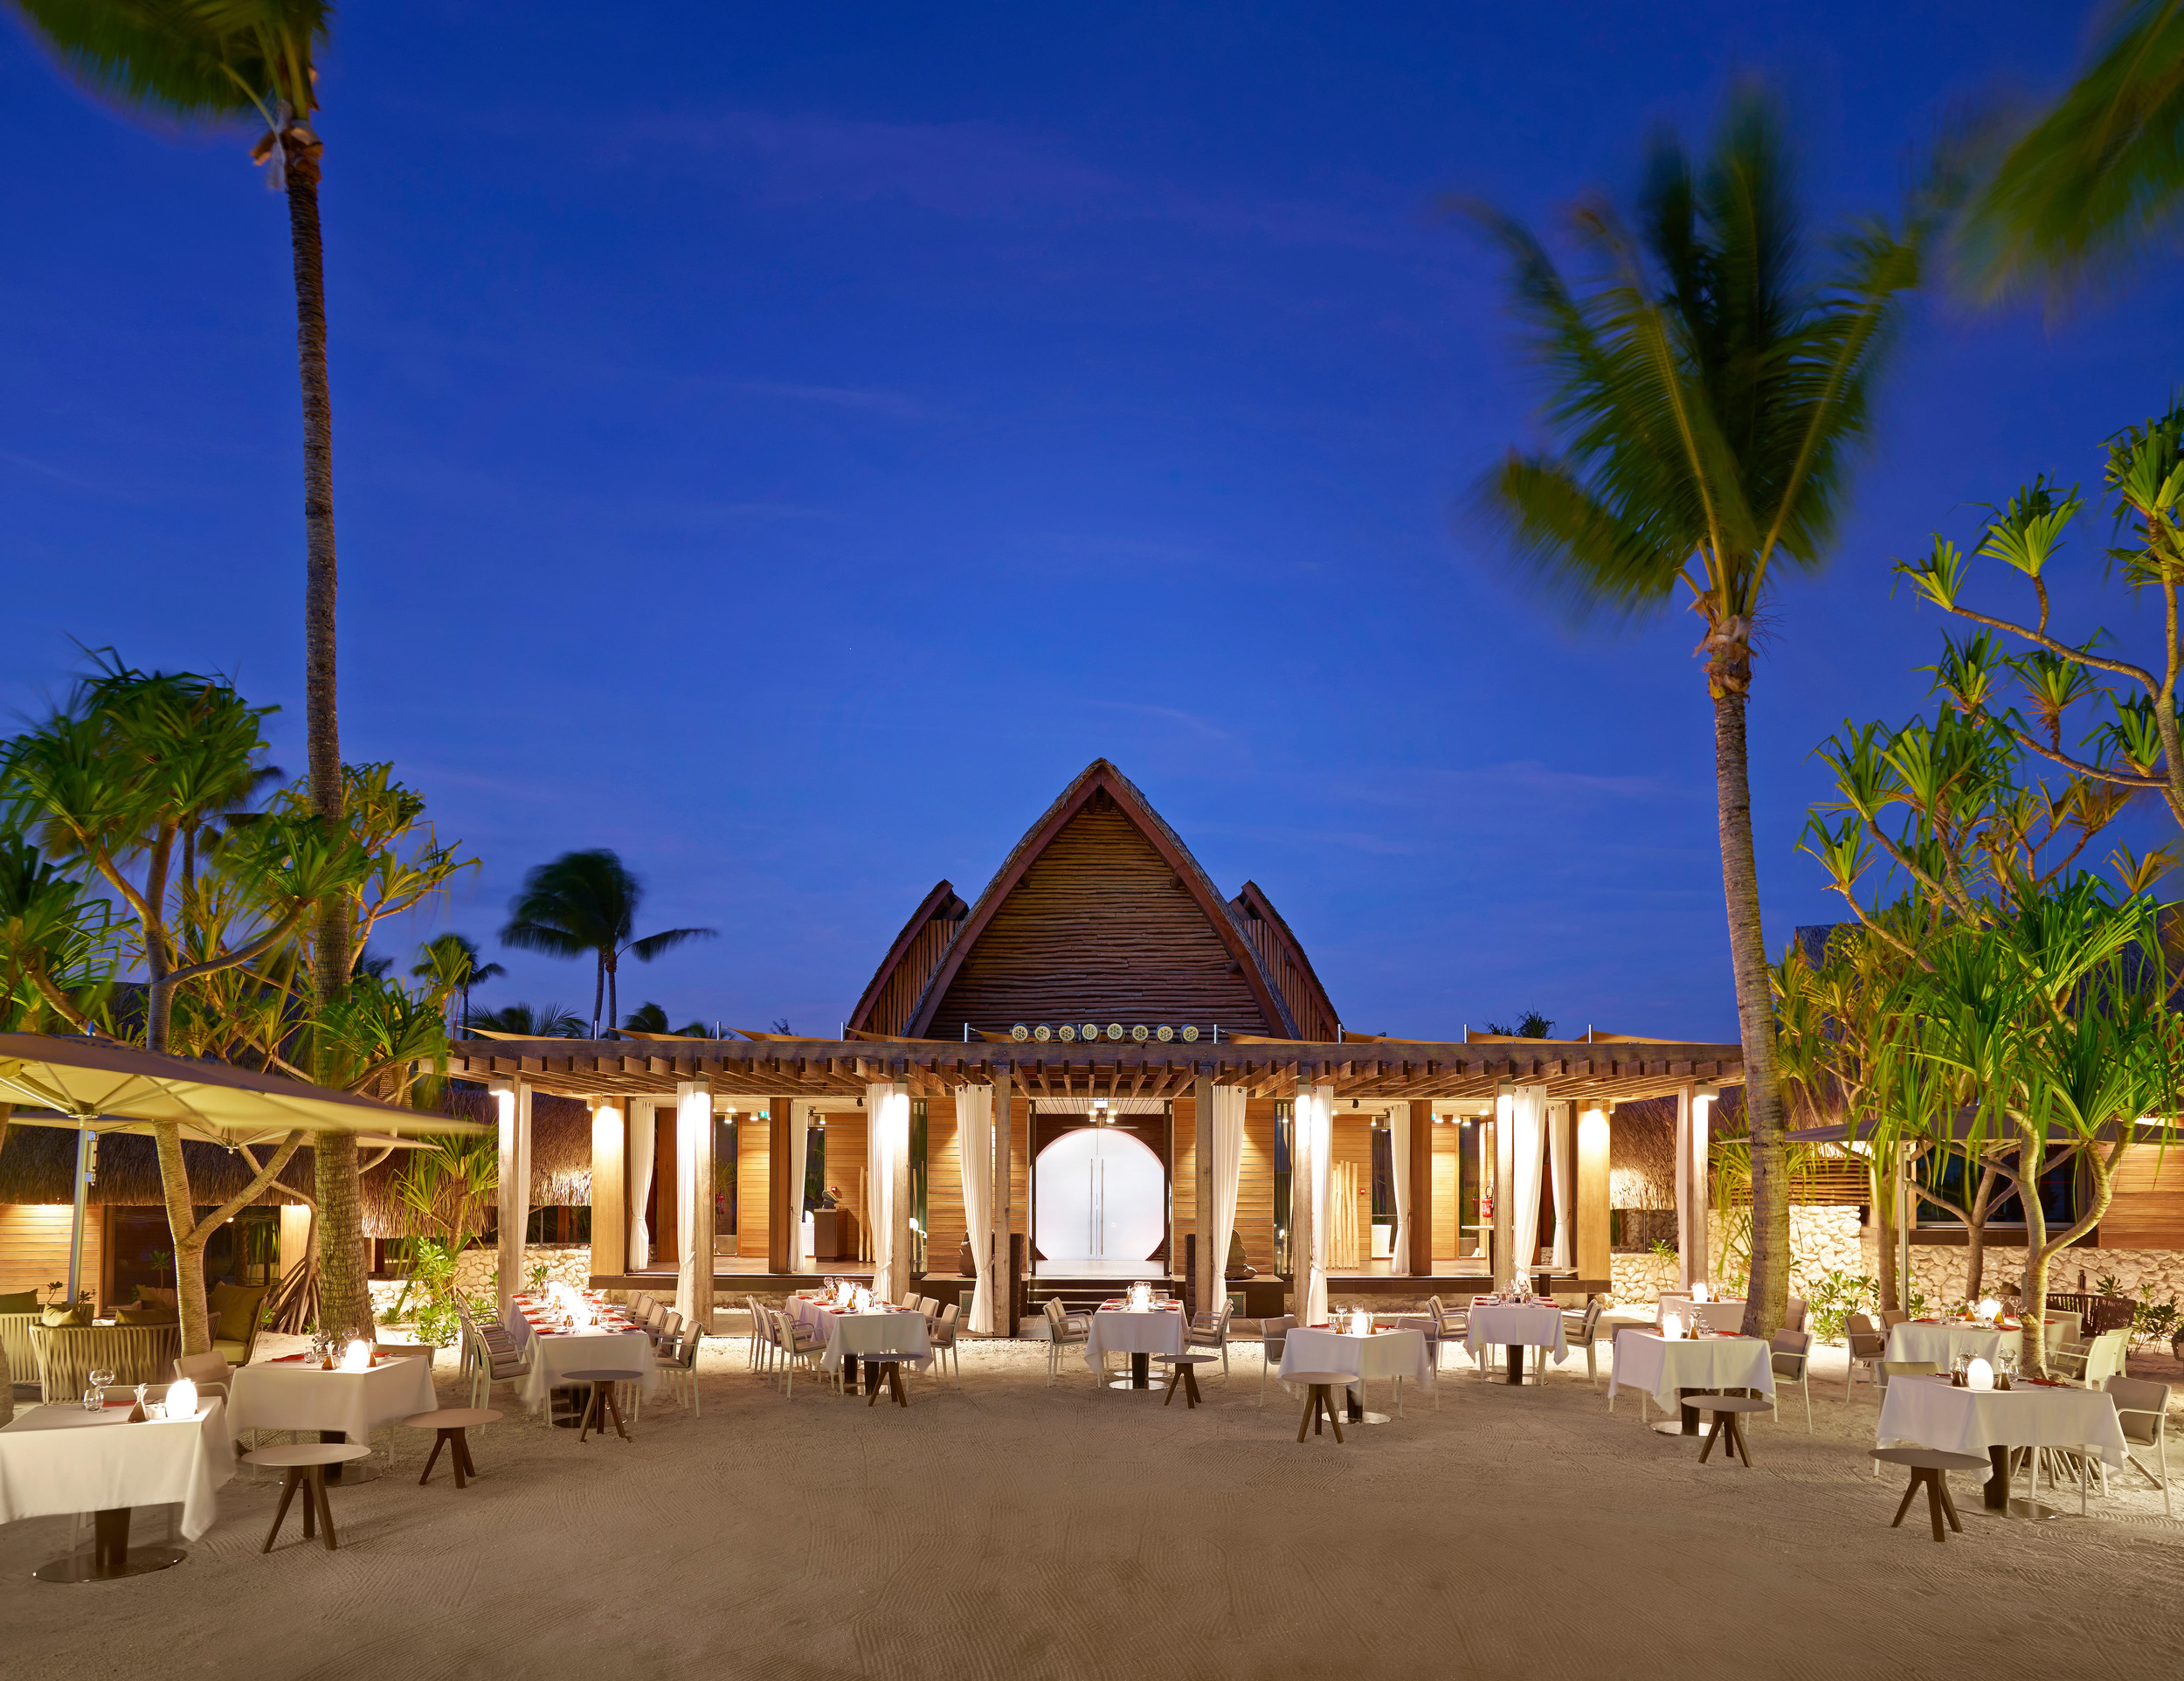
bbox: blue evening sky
[3,3,2178,1041]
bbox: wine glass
[88,1366,115,1406]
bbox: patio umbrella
[0,1033,487,1300]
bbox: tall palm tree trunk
[1715,688,1791,1338]
[286,127,369,1345]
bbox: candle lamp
[1965,1356,1994,1392]
[165,1376,197,1420]
[1661,1312,1684,1340]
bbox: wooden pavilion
[439,760,1745,1331]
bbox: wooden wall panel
[1241,1099,1279,1275]
[736,1119,770,1260]
[0,1204,100,1300]
[1433,1121,1459,1262]
[814,1112,867,1257]
[927,793,1274,1038]
[926,1096,966,1276]
[1330,1111,1373,1269]
[1172,1098,1198,1238]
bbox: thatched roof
[2,1081,597,1237]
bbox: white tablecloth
[1084,1308,1186,1372]
[1609,1332,1774,1411]
[1280,1327,1431,1387]
[230,1355,438,1442]
[0,1399,235,1540]
[814,1309,933,1373]
[1884,1323,2020,1367]
[1876,1376,2128,1469]
[1657,1296,1747,1333]
[505,1318,658,1412]
[1466,1304,1569,1364]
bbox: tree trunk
[1715,688,1790,1339]
[591,952,605,1039]
[1872,1153,1899,1313]
[314,1130,372,1339]
[151,1120,212,1355]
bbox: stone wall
[1874,1242,2184,1312]
[367,1243,595,1325]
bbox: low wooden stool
[1871,1448,1991,1542]
[243,1442,370,1553]
[1287,1371,1351,1444]
[1695,1395,1772,1467]
[1153,1352,1218,1409]
[402,1408,501,1487]
[864,1359,909,1408]
[563,1370,640,1442]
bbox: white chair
[1185,1303,1233,1386]
[658,1323,702,1416]
[1561,1297,1607,1389]
[2053,1326,2129,1388]
[746,1295,775,1375]
[1843,1314,1888,1395]
[2107,1373,2172,1517]
[462,1318,533,1414]
[1769,1328,1814,1432]
[928,1304,961,1383]
[1044,1297,1089,1385]
[771,1309,830,1400]
[1258,1315,1296,1408]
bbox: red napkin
[267,1352,310,1364]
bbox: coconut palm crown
[501,850,715,1039]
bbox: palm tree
[1958,1,2184,302]
[1466,87,1932,1337]
[411,932,504,1034]
[500,850,715,1037]
[623,1000,708,1036]
[470,1000,586,1038]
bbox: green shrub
[1804,1269,1880,1344]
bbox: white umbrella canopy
[0,1033,488,1142]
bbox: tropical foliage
[501,848,715,1038]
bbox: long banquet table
[1876,1373,2128,1513]
[0,1398,235,1578]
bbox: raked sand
[4,1332,2181,1680]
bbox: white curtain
[788,1101,812,1270]
[1549,1101,1574,1269]
[675,1085,705,1327]
[626,1099,654,1271]
[866,1083,910,1301]
[494,1083,529,1314]
[1508,1085,1547,1276]
[1293,1084,1333,1325]
[1389,1103,1411,1276]
[1209,1084,1245,1309]
[958,1086,996,1334]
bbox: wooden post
[768,1103,794,1273]
[1577,1101,1610,1290]
[1194,1071,1216,1318]
[1408,1100,1434,1276]
[1675,1083,1704,1293]
[589,1101,625,1287]
[1491,1084,1514,1293]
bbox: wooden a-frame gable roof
[844,880,970,1038]
[875,759,1309,1041]
[1227,880,1341,1045]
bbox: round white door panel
[1034,1127,1166,1263]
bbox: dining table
[505,1297,658,1420]
[1279,1324,1432,1422]
[1084,1302,1186,1390]
[1609,1330,1775,1435]
[0,1396,235,1581]
[231,1351,439,1481]
[1876,1373,2129,1518]
[794,1302,933,1394]
[1464,1301,1569,1385]
[1883,1319,2026,1368]
[1655,1295,1748,1334]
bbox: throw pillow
[40,1304,91,1328]
[0,1290,39,1314]
[135,1287,178,1309]
[115,1304,178,1327]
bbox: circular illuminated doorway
[1033,1127,1165,1267]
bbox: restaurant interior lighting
[341,1338,373,1373]
[1661,1312,1684,1339]
[1966,1357,1994,1391]
[165,1375,197,1419]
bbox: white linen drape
[1389,1103,1411,1276]
[627,1099,654,1271]
[958,1085,997,1334]
[867,1083,911,1301]
[789,1101,812,1270]
[1209,1084,1245,1308]
[675,1082,710,1328]
[1549,1100,1574,1269]
[1508,1085,1546,1275]
[1293,1084,1333,1325]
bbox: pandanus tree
[1466,86,1933,1336]
[501,850,715,1038]
[411,933,503,1036]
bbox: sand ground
[5,1332,2181,1681]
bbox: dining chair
[1258,1315,1296,1408]
[1879,1309,1910,1330]
[745,1296,776,1375]
[1781,1296,1808,1333]
[462,1319,533,1414]
[928,1304,961,1383]
[171,1350,234,1407]
[771,1309,830,1400]
[1424,1296,1468,1373]
[1561,1297,1607,1390]
[1769,1329,1814,1432]
[1044,1297,1089,1386]
[2106,1373,2172,1517]
[2052,1326,2129,1388]
[658,1323,703,1416]
[1185,1303,1234,1386]
[1844,1314,1889,1397]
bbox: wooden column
[992,1068,1013,1335]
[1408,1100,1434,1276]
[1576,1100,1610,1290]
[1675,1083,1707,1293]
[1491,1084,1514,1292]
[768,1103,794,1273]
[589,1101,625,1287]
[1194,1071,1216,1316]
[494,1079,532,1314]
